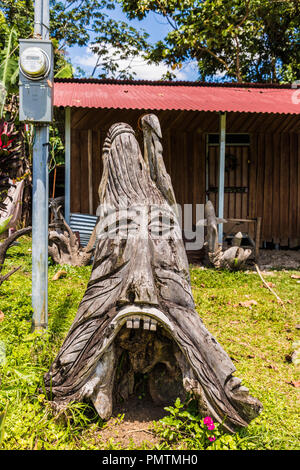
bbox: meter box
[19,39,54,123]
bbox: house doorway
[206,133,250,236]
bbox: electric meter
[19,39,53,123]
[20,47,50,80]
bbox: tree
[1,1,299,84]
[0,1,116,219]
[0,0,149,81]
[0,1,76,84]
[91,0,300,83]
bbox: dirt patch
[258,250,300,270]
[188,249,300,271]
[98,396,166,449]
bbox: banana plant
[54,62,74,79]
[0,109,22,213]
[0,28,18,118]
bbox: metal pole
[42,0,50,40]
[34,0,50,39]
[32,0,50,330]
[32,126,49,329]
[218,112,226,245]
[65,107,71,224]
[34,0,42,37]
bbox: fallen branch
[0,265,21,286]
[0,226,32,268]
[0,226,32,286]
[255,263,284,306]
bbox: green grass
[0,236,299,450]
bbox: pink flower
[208,436,216,442]
[207,423,215,431]
[203,416,213,425]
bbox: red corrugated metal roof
[54,79,300,115]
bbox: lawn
[0,236,299,450]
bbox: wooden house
[54,79,300,250]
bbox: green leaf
[54,63,74,79]
[174,397,183,409]
[0,216,12,235]
[0,405,8,446]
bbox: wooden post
[65,107,71,224]
[88,129,93,215]
[218,112,226,245]
[255,216,262,260]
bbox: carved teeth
[126,316,141,329]
[125,315,157,330]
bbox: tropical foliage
[1,1,299,84]
[0,99,22,214]
[111,0,300,82]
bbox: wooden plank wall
[71,129,104,215]
[248,132,300,248]
[70,111,300,248]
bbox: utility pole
[19,0,53,330]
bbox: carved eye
[98,214,141,239]
[149,215,174,237]
[149,207,176,238]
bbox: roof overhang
[54,79,300,115]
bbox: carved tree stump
[208,245,252,271]
[43,116,262,433]
[48,201,96,267]
[199,202,252,271]
[220,246,252,271]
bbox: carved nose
[118,239,159,306]
[118,270,159,306]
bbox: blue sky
[67,5,199,81]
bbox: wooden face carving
[44,116,262,432]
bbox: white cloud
[72,44,198,81]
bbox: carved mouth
[85,304,192,421]
[111,305,175,333]
[80,304,262,432]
